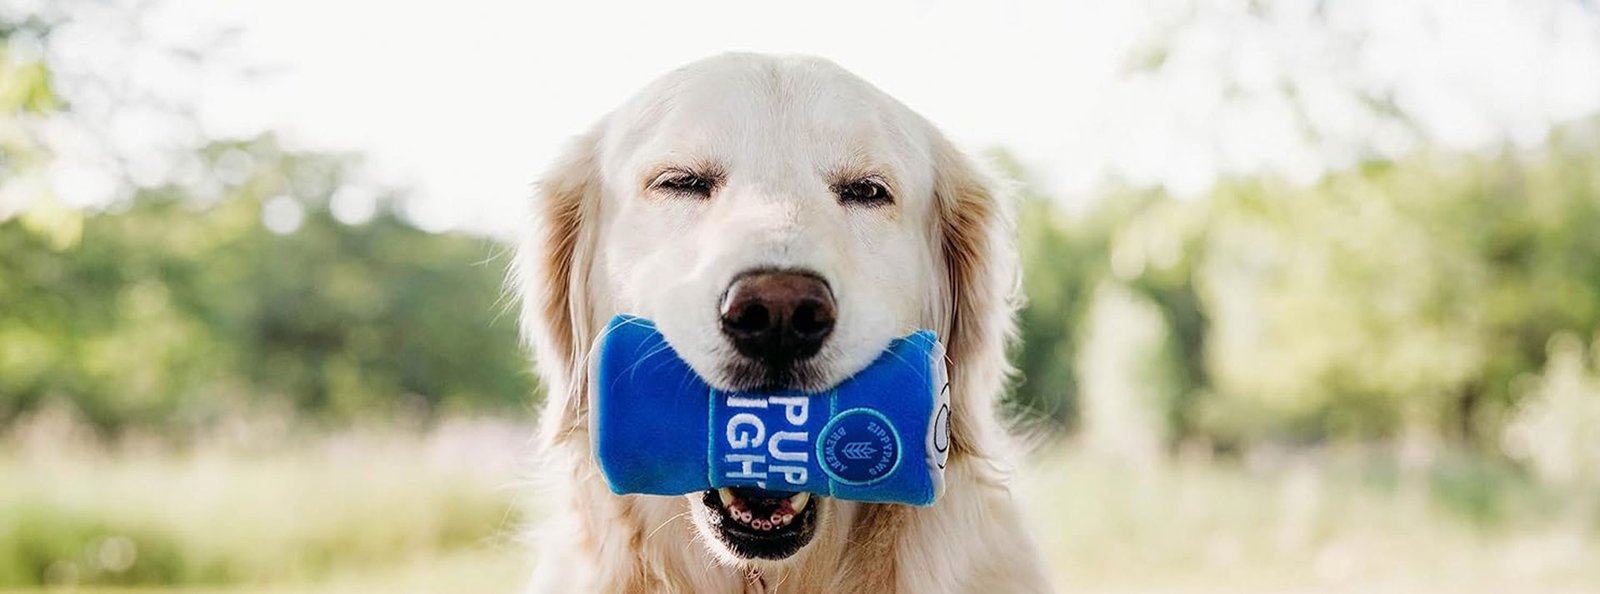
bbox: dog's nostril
[725,303,771,336]
[719,271,835,365]
[790,300,834,338]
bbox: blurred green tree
[1007,117,1600,456]
[0,134,535,433]
[0,8,533,434]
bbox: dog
[513,52,1050,593]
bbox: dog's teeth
[754,519,769,530]
[769,513,782,525]
[717,488,736,508]
[789,492,810,512]
[780,514,792,525]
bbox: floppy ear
[514,127,604,449]
[930,133,1021,463]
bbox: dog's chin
[694,487,823,562]
[717,356,831,393]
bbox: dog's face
[594,55,939,561]
[520,53,1011,569]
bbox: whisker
[646,511,693,542]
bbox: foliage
[0,11,60,220]
[1503,333,1600,490]
[0,135,535,435]
[1009,118,1600,453]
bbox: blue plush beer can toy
[593,315,951,506]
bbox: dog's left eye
[651,171,716,198]
[835,178,891,205]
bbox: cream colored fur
[514,52,1050,593]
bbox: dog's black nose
[719,271,835,365]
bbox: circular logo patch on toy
[819,409,901,486]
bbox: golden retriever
[513,52,1050,593]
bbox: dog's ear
[515,127,604,449]
[930,133,1021,463]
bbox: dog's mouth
[700,487,820,560]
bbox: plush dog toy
[593,314,951,506]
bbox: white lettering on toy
[722,395,812,487]
[769,395,809,424]
[727,413,765,448]
[768,431,809,462]
[724,454,766,480]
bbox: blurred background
[4,0,1600,592]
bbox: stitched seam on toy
[706,386,716,490]
[828,391,838,497]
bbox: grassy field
[4,421,1598,593]
[5,551,527,594]
[0,416,532,591]
[1020,450,1600,593]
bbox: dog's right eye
[650,171,716,198]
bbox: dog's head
[516,53,1016,566]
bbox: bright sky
[23,0,1600,238]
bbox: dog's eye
[651,171,716,198]
[835,178,891,205]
